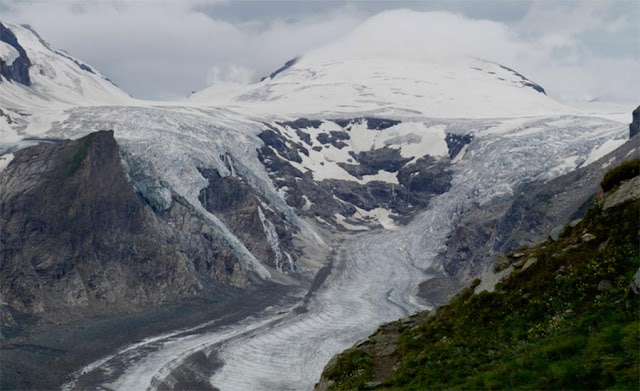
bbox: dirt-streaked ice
[55,110,626,391]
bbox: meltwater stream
[61,114,626,391]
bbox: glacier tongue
[206,115,628,391]
[1,19,635,391]
[52,107,627,391]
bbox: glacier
[52,110,626,390]
[0,19,633,391]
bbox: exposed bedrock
[332,117,401,130]
[445,133,474,159]
[630,105,640,138]
[0,131,249,329]
[0,22,32,85]
[339,147,412,178]
[441,135,640,285]
[260,57,299,82]
[198,167,299,272]
[256,118,455,229]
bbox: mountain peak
[0,21,131,111]
[191,55,569,118]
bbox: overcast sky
[1,0,638,104]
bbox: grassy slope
[323,164,640,390]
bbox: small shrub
[325,350,373,390]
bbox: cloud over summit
[1,0,637,105]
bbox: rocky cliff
[437,133,640,292]
[630,105,640,138]
[0,131,249,329]
[256,118,454,230]
[0,22,31,85]
[316,159,640,390]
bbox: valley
[1,18,638,391]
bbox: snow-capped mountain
[0,22,130,106]
[188,10,572,118]
[190,56,571,118]
[0,20,636,391]
[0,22,131,142]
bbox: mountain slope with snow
[0,19,636,391]
[0,22,131,142]
[188,10,573,118]
[0,22,130,107]
[190,56,572,118]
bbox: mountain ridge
[0,21,637,391]
[316,160,640,390]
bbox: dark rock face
[445,133,473,159]
[332,118,401,130]
[442,136,640,284]
[55,50,95,74]
[397,156,451,194]
[497,64,546,95]
[316,131,349,149]
[256,118,452,228]
[0,23,32,85]
[260,57,299,82]
[278,118,323,129]
[198,167,299,272]
[257,139,343,223]
[339,147,412,178]
[630,105,640,138]
[0,131,248,325]
[258,126,308,163]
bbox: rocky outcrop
[257,118,452,228]
[198,167,299,272]
[630,105,639,138]
[0,131,248,326]
[497,64,546,94]
[339,147,412,178]
[260,57,299,82]
[0,22,32,85]
[332,118,401,131]
[316,166,639,390]
[442,135,640,286]
[445,133,473,159]
[316,311,431,391]
[603,175,640,211]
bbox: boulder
[493,254,512,272]
[569,218,583,227]
[550,225,564,241]
[475,266,514,294]
[512,260,525,268]
[521,257,538,272]
[597,280,613,292]
[603,176,640,211]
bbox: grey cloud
[0,0,637,105]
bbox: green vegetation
[325,350,374,390]
[600,157,639,192]
[59,132,96,176]
[325,163,640,390]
